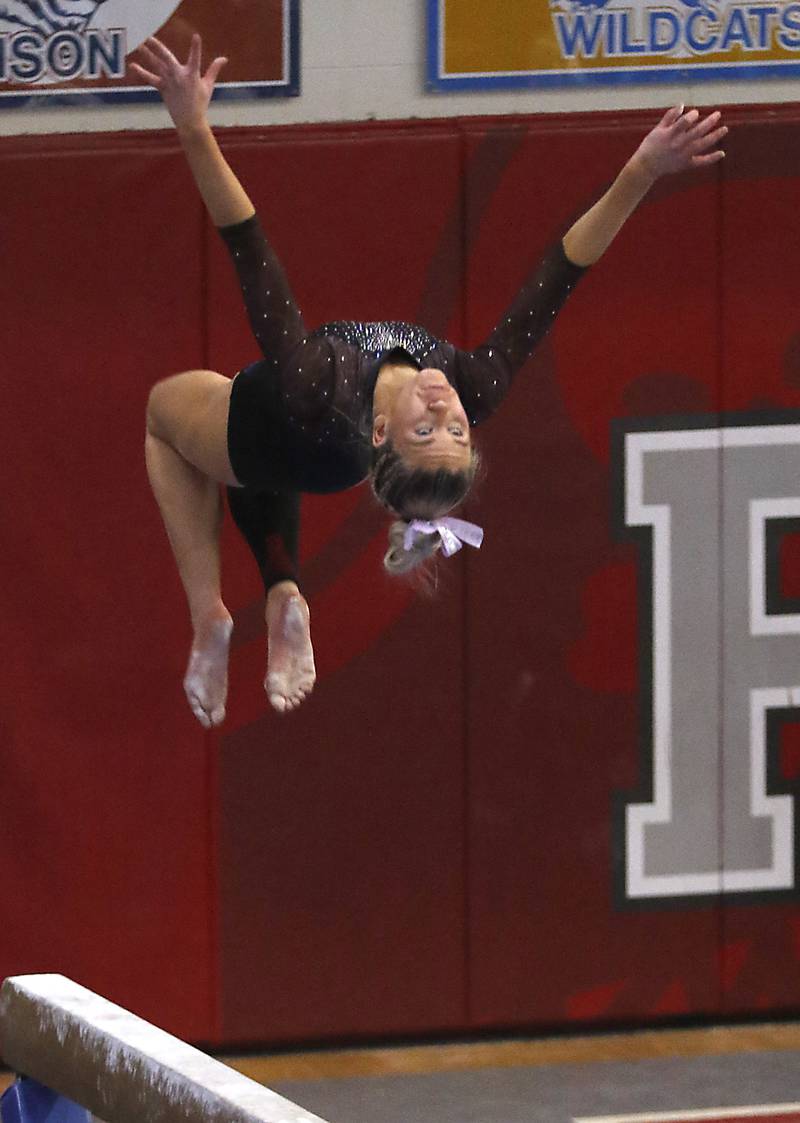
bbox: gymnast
[137,34,726,729]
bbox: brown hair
[370,440,480,576]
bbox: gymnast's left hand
[130,33,227,135]
[633,104,727,180]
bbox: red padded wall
[464,121,723,1028]
[0,135,214,1040]
[1,108,798,1048]
[718,118,800,1015]
[205,127,471,1043]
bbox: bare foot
[183,608,233,728]
[265,583,316,713]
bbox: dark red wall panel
[2,108,798,1049]
[718,119,800,1016]
[206,127,470,1043]
[0,136,214,1040]
[464,122,724,1028]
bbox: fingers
[691,149,726,167]
[688,113,727,162]
[144,35,180,68]
[672,106,728,166]
[691,129,727,165]
[135,41,164,74]
[660,103,684,128]
[688,108,723,140]
[187,31,201,73]
[205,55,228,86]
[136,33,224,89]
[694,123,727,151]
[133,32,224,94]
[671,106,725,142]
[673,107,700,133]
[129,61,162,87]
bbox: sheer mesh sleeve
[218,214,307,369]
[452,239,586,426]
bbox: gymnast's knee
[145,374,188,439]
[145,379,169,438]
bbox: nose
[428,398,449,413]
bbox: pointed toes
[268,690,289,714]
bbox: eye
[449,425,465,437]
[415,425,433,436]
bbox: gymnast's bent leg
[226,486,316,713]
[145,369,239,728]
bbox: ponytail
[383,519,441,576]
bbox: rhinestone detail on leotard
[311,320,439,362]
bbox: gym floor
[1,1022,797,1123]
[223,1023,800,1123]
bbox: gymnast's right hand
[130,34,227,134]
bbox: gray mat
[273,1049,799,1123]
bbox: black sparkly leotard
[220,213,585,592]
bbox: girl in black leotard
[135,35,726,729]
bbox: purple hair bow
[404,517,484,558]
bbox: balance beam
[0,975,328,1123]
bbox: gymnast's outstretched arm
[562,104,727,266]
[450,105,727,425]
[131,35,252,227]
[132,35,305,364]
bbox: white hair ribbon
[403,517,484,558]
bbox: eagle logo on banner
[0,0,181,40]
[0,1,111,34]
[0,0,183,85]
